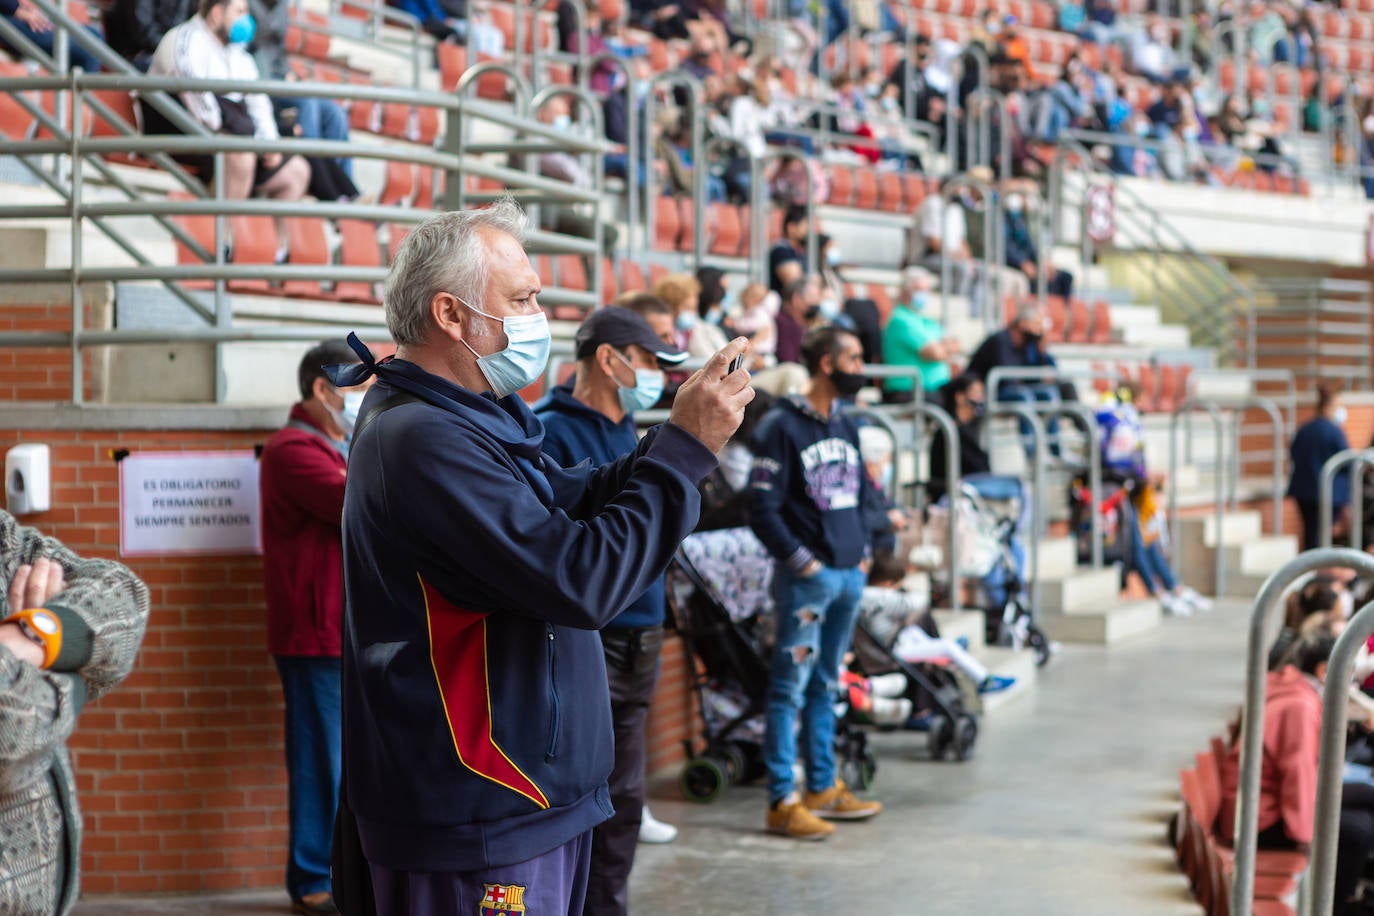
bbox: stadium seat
[827,165,854,207]
[877,172,903,212]
[387,223,412,263]
[902,172,927,210]
[227,215,278,294]
[737,204,752,258]
[1044,295,1067,343]
[379,103,409,140]
[335,219,382,304]
[600,256,617,305]
[88,89,145,167]
[1090,300,1113,344]
[412,106,440,145]
[1155,363,1180,413]
[708,203,741,257]
[620,259,646,295]
[379,161,415,207]
[556,254,588,291]
[281,218,330,298]
[437,42,467,92]
[676,197,696,253]
[852,169,879,210]
[167,190,215,289]
[1135,363,1157,412]
[653,196,681,251]
[648,263,668,286]
[1065,298,1090,343]
[533,255,555,289]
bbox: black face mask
[1021,331,1043,347]
[830,369,868,398]
[969,399,986,418]
[804,304,821,321]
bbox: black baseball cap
[573,306,689,364]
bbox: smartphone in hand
[728,354,745,375]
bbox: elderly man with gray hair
[966,301,1063,460]
[881,266,962,404]
[328,199,754,916]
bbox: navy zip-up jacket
[535,386,665,630]
[1287,415,1350,506]
[339,355,715,873]
[748,395,875,572]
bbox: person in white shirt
[150,0,309,254]
[908,176,983,311]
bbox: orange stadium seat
[281,217,330,298]
[335,220,383,304]
[227,215,278,294]
[827,165,854,207]
[676,197,697,253]
[653,196,680,251]
[556,254,588,291]
[599,256,617,305]
[620,259,646,295]
[852,168,879,210]
[708,203,741,257]
[877,172,903,212]
[1090,300,1113,344]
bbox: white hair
[900,266,934,293]
[383,198,530,347]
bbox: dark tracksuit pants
[584,625,664,916]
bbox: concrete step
[976,646,1038,714]
[1039,565,1122,614]
[1222,571,1275,600]
[1038,599,1162,644]
[1116,322,1191,349]
[1176,510,1264,549]
[1036,536,1078,580]
[930,609,987,653]
[1107,303,1163,327]
[1222,535,1299,577]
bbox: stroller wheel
[840,752,878,792]
[928,714,953,760]
[680,757,727,803]
[722,744,749,785]
[952,715,979,762]
[1028,626,1052,668]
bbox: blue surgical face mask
[908,292,928,311]
[676,311,698,331]
[706,307,723,325]
[326,387,366,436]
[228,12,256,45]
[819,298,841,320]
[826,246,842,266]
[460,298,552,398]
[613,351,664,414]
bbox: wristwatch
[5,608,61,669]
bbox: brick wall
[0,423,700,895]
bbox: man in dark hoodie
[331,200,753,916]
[750,325,883,841]
[534,306,688,916]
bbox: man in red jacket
[259,339,373,916]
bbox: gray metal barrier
[1218,396,1285,533]
[981,402,1047,620]
[937,172,997,330]
[748,149,816,288]
[1307,589,1374,916]
[1232,549,1374,916]
[1319,449,1374,550]
[643,71,707,269]
[1168,400,1228,596]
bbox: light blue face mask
[325,388,366,436]
[613,351,664,414]
[908,292,928,311]
[460,298,552,398]
[676,311,698,331]
[227,12,256,45]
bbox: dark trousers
[1297,498,1323,551]
[1256,781,1374,915]
[369,829,592,916]
[274,656,343,902]
[584,625,663,916]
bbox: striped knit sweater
[0,510,149,916]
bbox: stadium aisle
[74,600,1258,915]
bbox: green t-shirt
[882,306,950,393]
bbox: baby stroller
[846,604,980,764]
[1068,474,1139,589]
[666,528,876,802]
[916,483,1053,668]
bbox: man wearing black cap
[534,307,688,916]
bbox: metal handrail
[643,71,707,270]
[586,53,640,265]
[1232,548,1374,916]
[1318,448,1374,549]
[1168,400,1228,595]
[936,172,997,329]
[1217,396,1285,534]
[530,84,606,304]
[289,1,424,87]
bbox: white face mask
[1339,590,1355,619]
[826,246,843,266]
[551,113,572,131]
[460,298,552,398]
[1334,406,1349,425]
[325,387,366,436]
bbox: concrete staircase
[1175,510,1298,599]
[1033,535,1163,645]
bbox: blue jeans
[281,95,352,178]
[999,382,1062,458]
[0,16,102,73]
[1129,515,1177,593]
[274,656,343,902]
[764,564,866,803]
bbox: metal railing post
[983,403,1046,619]
[1319,449,1374,549]
[1169,400,1228,595]
[68,75,82,404]
[1233,549,1374,916]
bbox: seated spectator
[687,266,731,359]
[863,551,1016,695]
[1247,0,1288,65]
[966,303,1063,459]
[104,0,190,68]
[629,0,689,39]
[1157,98,1209,184]
[1058,0,1086,35]
[881,266,959,404]
[1219,630,1374,916]
[1269,575,1349,670]
[390,0,464,42]
[730,282,778,370]
[815,234,853,329]
[768,203,809,296]
[1130,14,1175,82]
[907,176,984,313]
[774,276,820,366]
[249,0,352,185]
[2,0,103,72]
[1003,190,1073,299]
[654,106,727,203]
[652,271,704,354]
[147,0,310,256]
[526,96,619,254]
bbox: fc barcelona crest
[479,883,527,915]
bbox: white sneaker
[639,806,678,844]
[1178,587,1213,612]
[1160,593,1193,617]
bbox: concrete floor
[75,598,1256,916]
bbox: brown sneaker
[803,780,883,821]
[766,793,836,840]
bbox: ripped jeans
[764,564,866,804]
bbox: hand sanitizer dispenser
[6,444,51,516]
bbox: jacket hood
[1268,664,1322,703]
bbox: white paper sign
[119,451,262,556]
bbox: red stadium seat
[1090,300,1113,344]
[599,256,617,305]
[336,220,383,304]
[653,196,680,251]
[379,161,415,207]
[227,215,278,294]
[852,169,879,210]
[708,203,741,257]
[827,165,854,207]
[902,172,927,210]
[620,259,646,295]
[1066,298,1090,343]
[281,217,330,298]
[676,197,696,253]
[556,254,588,291]
[877,172,904,212]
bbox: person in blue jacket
[329,201,754,916]
[1288,384,1351,550]
[750,325,883,841]
[534,306,688,916]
